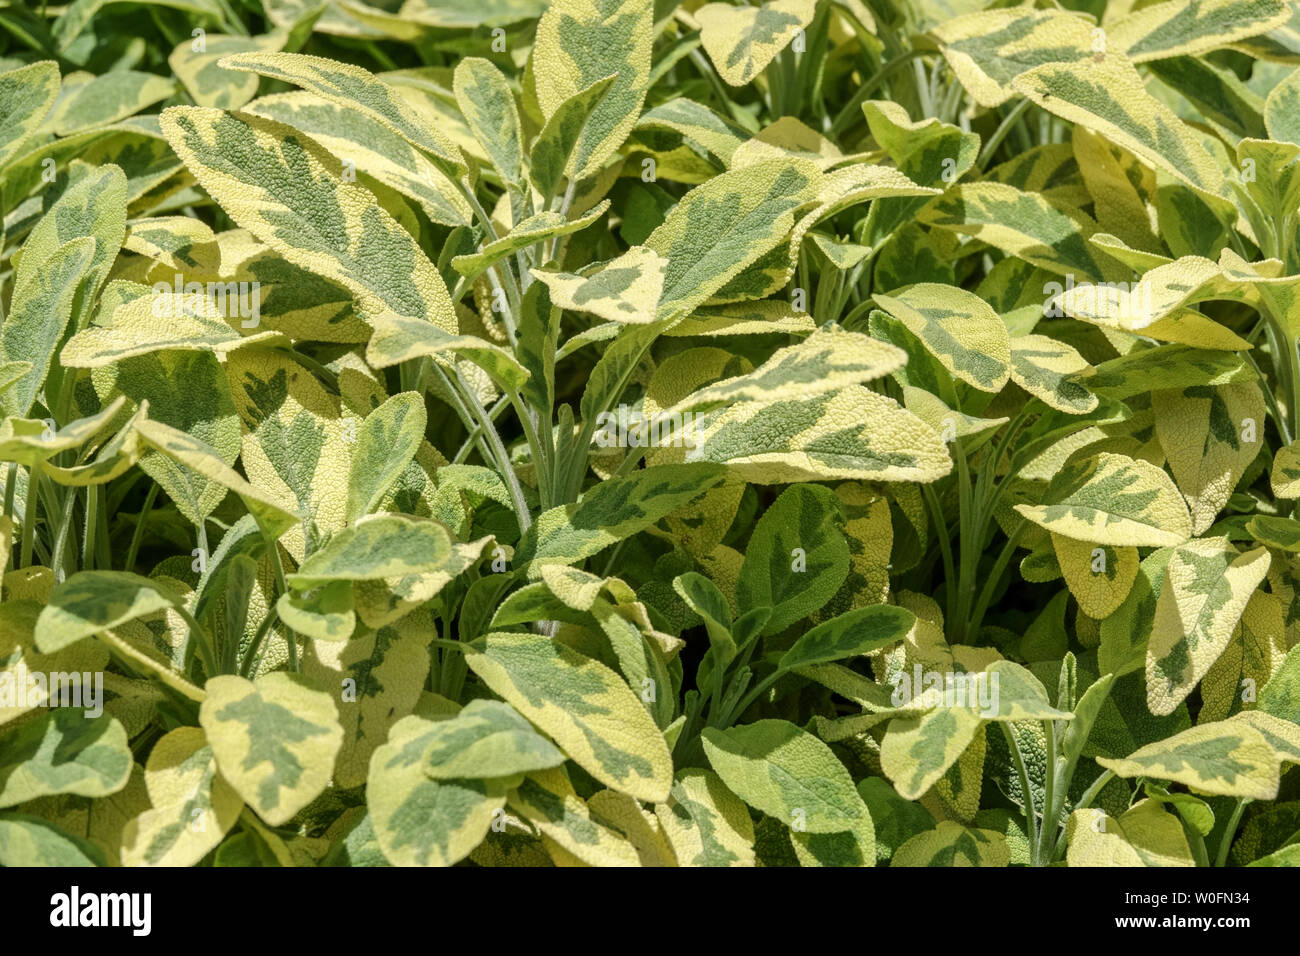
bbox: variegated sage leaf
[892,820,1009,867]
[0,813,108,867]
[1014,452,1193,547]
[0,61,59,169]
[655,768,756,867]
[464,632,673,802]
[345,392,426,523]
[1096,719,1281,800]
[420,700,566,780]
[508,768,640,866]
[35,571,185,654]
[1146,538,1271,716]
[120,727,243,867]
[1012,56,1228,200]
[1108,0,1290,63]
[873,284,1010,393]
[696,0,816,86]
[1152,382,1266,534]
[367,714,505,867]
[686,385,952,485]
[930,9,1092,108]
[518,462,726,570]
[160,106,458,335]
[701,719,873,840]
[217,51,466,175]
[0,710,131,808]
[200,672,344,825]
[532,0,653,183]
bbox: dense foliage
[3,0,1300,868]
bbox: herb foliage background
[3,0,1300,867]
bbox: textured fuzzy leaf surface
[464,633,673,802]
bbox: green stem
[977,98,1032,169]
[967,522,1027,642]
[719,668,783,728]
[829,49,926,137]
[1053,768,1115,862]
[239,606,281,679]
[50,487,78,581]
[922,483,957,619]
[81,485,97,571]
[124,484,159,575]
[176,603,219,680]
[266,540,297,672]
[3,462,16,521]
[1214,798,1251,868]
[20,469,38,568]
[463,382,532,533]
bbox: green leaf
[696,0,816,86]
[199,672,344,825]
[0,710,131,808]
[702,719,873,838]
[35,571,185,654]
[1014,452,1193,547]
[0,61,59,169]
[160,106,458,335]
[120,726,243,867]
[1146,538,1271,716]
[737,484,849,635]
[345,393,426,523]
[464,632,673,802]
[1096,719,1281,799]
[780,605,915,670]
[420,699,566,779]
[673,571,736,666]
[532,0,653,184]
[366,714,505,867]
[892,820,1009,867]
